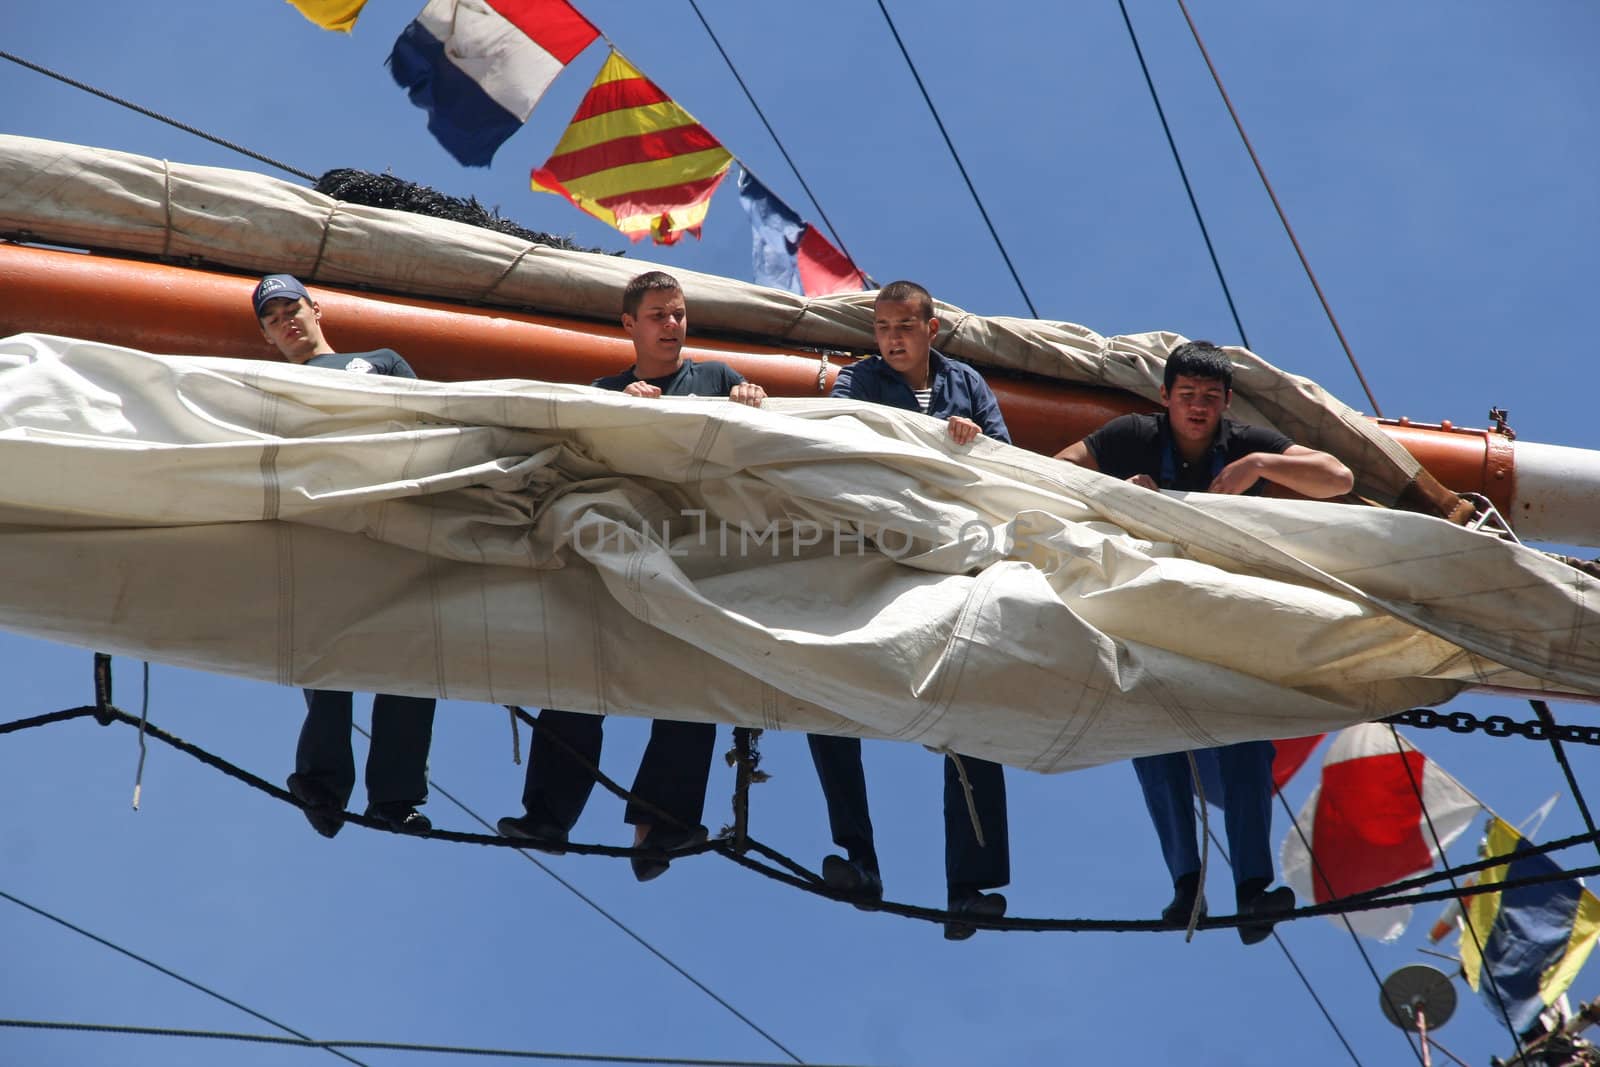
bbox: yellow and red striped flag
[531,50,733,244]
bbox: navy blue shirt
[1083,412,1292,493]
[831,351,1011,444]
[304,349,417,379]
[592,358,744,397]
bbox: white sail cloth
[0,134,1428,510]
[1,334,1594,773]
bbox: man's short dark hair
[623,270,683,317]
[1163,340,1233,392]
[874,279,935,321]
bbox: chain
[1385,707,1600,747]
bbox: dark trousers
[522,708,716,830]
[1133,740,1275,889]
[296,689,435,809]
[807,734,1010,893]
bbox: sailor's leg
[296,689,356,809]
[1132,751,1201,883]
[806,733,879,874]
[626,719,716,829]
[943,754,1010,893]
[365,694,436,808]
[1216,739,1276,891]
[524,708,604,831]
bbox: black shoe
[944,890,1007,941]
[496,814,570,855]
[630,824,708,883]
[366,802,432,836]
[1237,885,1295,945]
[286,773,345,839]
[821,855,884,910]
[1161,873,1207,927]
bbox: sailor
[813,279,1012,940]
[1055,339,1353,942]
[252,273,438,838]
[496,270,766,881]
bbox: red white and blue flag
[736,168,869,296]
[389,0,599,167]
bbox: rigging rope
[1387,724,1529,1063]
[8,702,1598,935]
[1201,823,1369,1067]
[0,890,370,1067]
[1172,0,1384,416]
[1276,789,1428,1066]
[1113,0,1251,350]
[0,1018,873,1067]
[1530,701,1600,861]
[350,717,806,1066]
[0,50,316,183]
[872,0,1039,317]
[684,1,867,279]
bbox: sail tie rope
[131,661,151,811]
[940,749,986,848]
[1184,749,1209,942]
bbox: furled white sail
[1,334,1593,773]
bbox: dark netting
[314,168,621,256]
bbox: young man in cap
[1056,339,1353,942]
[814,279,1012,940]
[497,270,765,881]
[252,273,438,838]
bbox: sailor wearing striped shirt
[814,280,1013,940]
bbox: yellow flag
[286,0,368,33]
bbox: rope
[1530,700,1600,862]
[1387,725,1527,1062]
[1184,750,1210,941]
[6,705,1599,934]
[0,50,316,183]
[507,706,522,766]
[1276,789,1428,1066]
[1113,0,1251,349]
[0,1018,876,1067]
[1200,824,1368,1067]
[350,719,805,1066]
[12,710,1600,934]
[0,891,369,1066]
[942,750,986,848]
[872,0,1039,317]
[683,1,866,278]
[131,661,150,810]
[1172,0,1384,416]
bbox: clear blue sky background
[3,3,1598,1065]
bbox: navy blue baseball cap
[252,274,312,317]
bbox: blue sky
[2,2,1598,1065]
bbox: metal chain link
[1385,707,1600,746]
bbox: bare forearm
[1252,451,1354,498]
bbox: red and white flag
[1280,723,1483,941]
